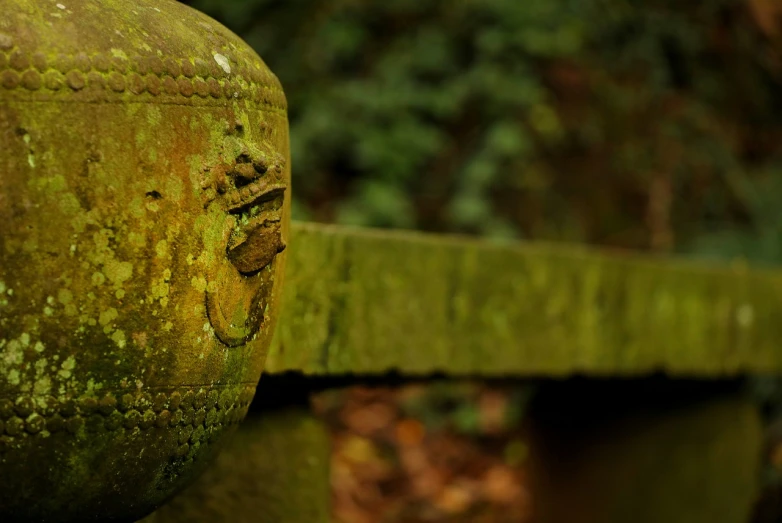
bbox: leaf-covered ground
[313,384,534,523]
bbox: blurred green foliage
[186,0,782,263]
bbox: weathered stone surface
[269,223,782,377]
[142,408,331,523]
[0,1,289,521]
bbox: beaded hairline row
[0,47,287,111]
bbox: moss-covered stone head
[0,0,289,520]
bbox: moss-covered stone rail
[267,221,782,377]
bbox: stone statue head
[0,0,289,520]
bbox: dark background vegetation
[183,0,782,520]
[186,0,782,264]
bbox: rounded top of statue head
[0,0,285,110]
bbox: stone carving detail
[0,384,255,459]
[202,121,288,347]
[0,45,286,110]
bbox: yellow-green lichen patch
[57,289,73,305]
[104,259,133,286]
[33,375,51,396]
[30,173,67,194]
[190,276,207,293]
[155,240,169,258]
[58,192,81,216]
[129,196,146,219]
[34,358,48,374]
[146,105,162,127]
[129,231,146,248]
[163,175,185,203]
[8,369,20,386]
[110,329,127,349]
[4,340,27,366]
[150,272,171,307]
[58,355,76,380]
[99,308,119,327]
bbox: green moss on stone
[268,222,782,377]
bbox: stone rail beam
[269,222,782,378]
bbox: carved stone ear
[227,222,286,275]
[203,130,288,348]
